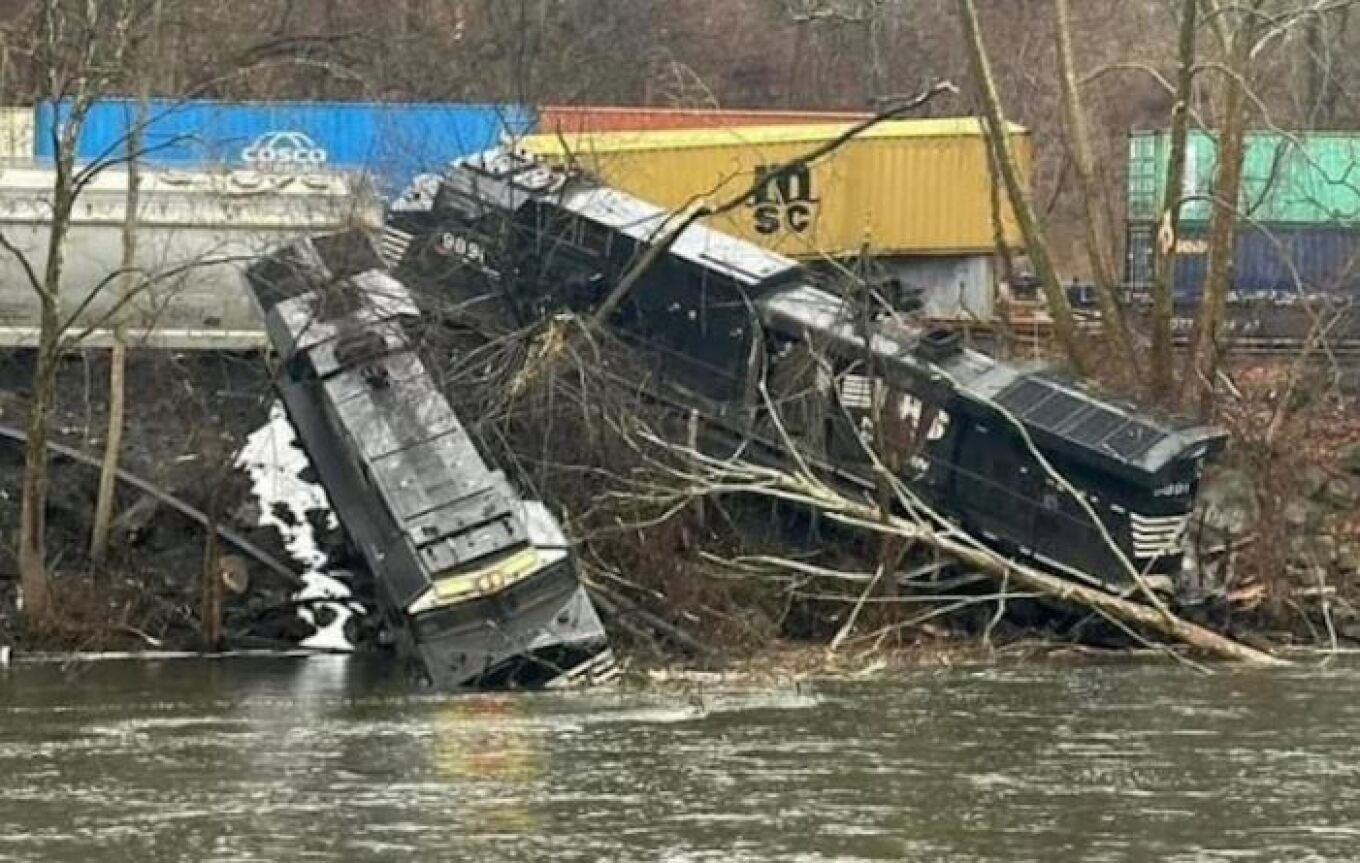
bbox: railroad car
[516,119,1024,322]
[1125,129,1360,345]
[244,233,615,688]
[0,163,379,349]
[382,150,1227,594]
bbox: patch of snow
[520,500,568,549]
[296,571,363,652]
[235,401,362,651]
[235,402,336,569]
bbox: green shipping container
[1127,129,1360,226]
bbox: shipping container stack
[1126,129,1360,344]
[0,98,533,348]
[0,100,1035,346]
[35,99,534,198]
[520,117,1033,323]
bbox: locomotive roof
[264,259,533,604]
[445,149,805,290]
[758,284,1225,484]
[554,183,804,288]
[440,150,1226,483]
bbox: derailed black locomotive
[383,150,1227,594]
[245,234,616,688]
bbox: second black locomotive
[382,150,1226,594]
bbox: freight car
[1125,129,1360,343]
[383,150,1227,594]
[516,118,1030,258]
[517,118,1023,321]
[1125,223,1360,344]
[1127,129,1360,226]
[244,233,615,688]
[0,163,380,349]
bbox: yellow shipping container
[519,117,1030,258]
[0,108,32,159]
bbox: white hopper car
[0,163,380,349]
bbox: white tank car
[0,163,381,349]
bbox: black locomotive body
[384,151,1226,593]
[245,234,615,688]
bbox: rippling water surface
[2,655,1358,861]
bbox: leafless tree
[90,2,160,566]
[2,0,156,628]
[1054,0,1139,377]
[957,0,1088,374]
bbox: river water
[2,655,1358,862]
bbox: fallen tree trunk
[633,429,1288,667]
[819,492,1284,665]
[899,517,1284,665]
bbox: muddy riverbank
[0,350,315,651]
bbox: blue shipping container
[35,99,534,195]
[1126,223,1360,301]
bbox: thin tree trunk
[957,0,1087,375]
[1151,0,1199,402]
[18,177,74,628]
[863,9,885,102]
[89,335,126,566]
[1053,0,1137,378]
[1304,8,1346,128]
[1182,10,1256,418]
[90,99,146,565]
[200,514,223,648]
[986,135,1015,360]
[18,336,57,627]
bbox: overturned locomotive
[382,149,1226,594]
[244,234,616,688]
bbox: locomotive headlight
[408,548,545,614]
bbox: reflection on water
[3,655,1360,861]
[432,696,544,838]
